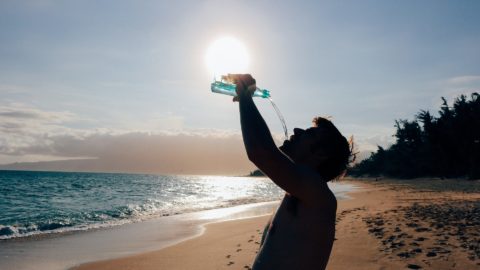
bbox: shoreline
[0,200,281,242]
[70,180,366,270]
[0,201,282,270]
[0,181,357,270]
[73,179,479,270]
[73,215,272,270]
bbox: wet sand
[73,178,480,270]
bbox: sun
[205,36,250,77]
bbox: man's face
[280,127,327,165]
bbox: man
[229,74,351,270]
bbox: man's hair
[311,117,354,181]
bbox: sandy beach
[73,178,480,270]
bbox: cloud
[341,123,395,151]
[0,103,79,154]
[0,131,255,175]
[355,134,394,152]
[446,75,480,85]
[429,76,480,110]
[0,84,32,94]
[0,106,73,122]
[0,103,397,174]
[0,103,256,175]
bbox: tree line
[349,92,480,179]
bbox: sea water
[0,171,284,240]
[0,170,355,240]
[0,170,358,270]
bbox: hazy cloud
[0,131,255,175]
[0,103,78,154]
[429,76,480,110]
[0,103,255,174]
[447,75,480,85]
[0,103,396,174]
[342,124,395,151]
[0,103,74,122]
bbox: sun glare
[205,36,250,77]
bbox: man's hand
[223,74,256,102]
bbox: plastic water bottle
[211,80,271,98]
[209,78,288,140]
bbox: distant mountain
[0,157,256,176]
[0,159,105,173]
[249,169,265,177]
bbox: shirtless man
[229,74,351,270]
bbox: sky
[1,0,479,175]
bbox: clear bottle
[211,80,271,98]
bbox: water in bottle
[211,80,270,98]
[210,78,288,140]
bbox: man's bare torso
[252,188,337,270]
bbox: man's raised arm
[234,74,278,161]
[232,74,320,200]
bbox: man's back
[252,187,337,270]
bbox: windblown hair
[311,117,355,181]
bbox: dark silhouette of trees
[350,92,480,179]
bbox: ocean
[0,170,358,270]
[0,170,287,240]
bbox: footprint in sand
[226,254,231,258]
[227,261,235,266]
[236,248,242,252]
